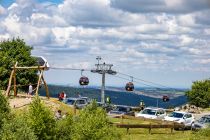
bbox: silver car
[192,115,210,130]
[64,98,88,109]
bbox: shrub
[55,115,74,140]
[0,91,10,129]
[28,96,56,140]
[72,101,121,140]
[0,114,37,140]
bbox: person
[28,84,33,98]
[63,91,67,100]
[58,92,64,101]
[55,110,62,120]
[106,96,111,104]
[77,92,81,98]
[139,100,145,110]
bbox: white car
[164,111,195,129]
[135,107,166,119]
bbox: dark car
[108,105,135,117]
[96,102,114,113]
[192,115,210,130]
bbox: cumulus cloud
[0,0,209,78]
[110,0,210,14]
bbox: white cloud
[178,14,195,26]
[179,35,194,46]
[194,59,210,64]
[111,0,210,14]
[0,0,210,88]
[65,62,91,69]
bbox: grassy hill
[8,95,209,140]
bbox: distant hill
[39,85,187,108]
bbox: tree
[186,79,210,108]
[0,91,10,129]
[28,96,56,139]
[0,38,38,90]
[72,101,121,140]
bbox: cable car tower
[91,56,117,104]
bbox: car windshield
[114,107,129,112]
[77,100,86,104]
[141,109,156,115]
[67,99,75,105]
[168,112,184,118]
[198,117,210,123]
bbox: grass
[119,128,192,140]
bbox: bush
[72,101,121,140]
[28,96,56,140]
[0,114,37,140]
[0,91,10,129]
[55,115,74,140]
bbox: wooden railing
[112,115,185,134]
[114,123,184,134]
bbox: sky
[0,0,210,88]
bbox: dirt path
[9,97,32,108]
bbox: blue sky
[0,0,210,88]
[0,0,63,7]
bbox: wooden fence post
[121,115,124,124]
[149,123,152,134]
[171,122,175,133]
[126,128,129,134]
[73,105,76,115]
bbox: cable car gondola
[79,76,89,86]
[162,95,169,102]
[125,82,134,91]
[79,69,89,86]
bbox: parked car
[164,111,195,129]
[192,115,210,130]
[135,107,166,119]
[63,97,88,109]
[96,102,114,112]
[108,105,135,117]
